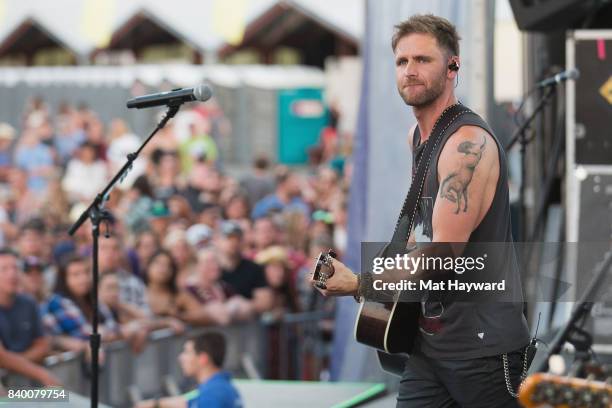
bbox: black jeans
[396,348,525,408]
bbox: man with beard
[311,14,529,408]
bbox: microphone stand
[506,85,556,243]
[68,103,182,408]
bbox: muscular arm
[433,126,499,243]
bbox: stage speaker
[509,0,612,32]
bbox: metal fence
[1,311,334,407]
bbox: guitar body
[354,299,420,376]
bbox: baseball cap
[186,224,213,247]
[220,221,242,237]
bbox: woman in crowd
[129,229,160,278]
[162,228,196,290]
[99,271,184,353]
[40,255,120,354]
[180,248,252,326]
[255,246,299,317]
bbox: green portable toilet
[277,88,328,164]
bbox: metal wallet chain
[502,346,529,398]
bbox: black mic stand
[506,85,557,243]
[535,250,612,373]
[68,103,181,408]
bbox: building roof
[0,0,362,62]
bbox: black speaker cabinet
[509,0,611,32]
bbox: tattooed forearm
[439,136,486,214]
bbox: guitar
[518,372,611,408]
[313,248,420,376]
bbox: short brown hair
[391,14,461,57]
[192,332,226,367]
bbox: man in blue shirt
[138,332,242,408]
[0,248,60,386]
[251,167,309,220]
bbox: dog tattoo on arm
[439,135,486,214]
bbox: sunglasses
[313,249,337,289]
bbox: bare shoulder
[439,125,498,169]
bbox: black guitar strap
[390,103,471,246]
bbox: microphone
[126,84,213,109]
[536,68,579,88]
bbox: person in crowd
[150,149,183,200]
[147,199,173,244]
[41,255,119,354]
[281,209,310,255]
[222,192,250,222]
[99,271,184,352]
[181,248,252,326]
[246,216,280,259]
[0,249,59,386]
[255,245,300,379]
[162,228,196,290]
[129,229,161,278]
[255,246,299,316]
[179,120,218,173]
[197,202,223,230]
[54,105,86,166]
[106,118,145,190]
[40,174,72,232]
[17,218,56,291]
[8,167,41,224]
[98,234,150,313]
[82,114,107,160]
[119,175,155,234]
[137,332,242,408]
[143,249,182,318]
[312,166,343,211]
[61,141,109,203]
[216,221,273,314]
[14,127,54,195]
[239,155,275,208]
[251,166,310,220]
[0,123,15,182]
[98,272,148,352]
[19,257,49,304]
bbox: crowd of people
[0,97,351,387]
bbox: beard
[398,70,447,108]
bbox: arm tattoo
[439,136,487,214]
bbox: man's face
[196,251,221,282]
[179,340,204,378]
[218,234,242,258]
[253,219,278,248]
[18,230,44,257]
[0,254,20,297]
[394,33,452,108]
[99,237,120,272]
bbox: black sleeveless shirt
[411,107,530,359]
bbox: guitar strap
[390,103,471,247]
